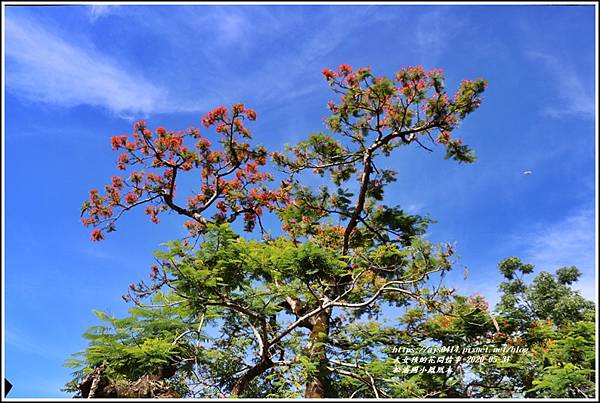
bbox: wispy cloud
[4,7,396,119]
[528,51,595,119]
[415,9,466,63]
[445,205,596,308]
[518,205,596,300]
[5,14,166,117]
[249,6,389,104]
[88,5,119,22]
[80,245,112,260]
[211,8,251,46]
[5,328,66,359]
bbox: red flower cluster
[245,109,257,121]
[117,154,130,170]
[186,127,202,138]
[154,133,183,151]
[129,171,143,184]
[232,103,245,114]
[81,217,96,227]
[125,193,139,205]
[91,228,104,242]
[187,193,207,210]
[326,101,338,113]
[202,106,228,127]
[104,183,121,206]
[145,205,160,224]
[322,68,337,81]
[395,65,425,82]
[145,173,161,184]
[133,119,146,131]
[215,123,227,133]
[196,138,212,150]
[111,135,128,150]
[82,103,283,241]
[427,68,444,78]
[338,64,352,76]
[183,220,205,236]
[346,73,359,86]
[356,67,371,78]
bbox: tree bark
[343,154,372,254]
[231,358,273,397]
[304,309,333,398]
[78,367,179,398]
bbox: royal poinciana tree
[69,64,494,398]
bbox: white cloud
[4,7,398,119]
[528,51,595,119]
[520,205,596,300]
[5,15,166,116]
[5,7,327,117]
[445,205,596,309]
[88,5,119,22]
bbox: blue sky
[2,4,596,398]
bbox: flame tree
[69,64,494,398]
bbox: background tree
[68,64,502,398]
[467,258,596,398]
[382,258,595,399]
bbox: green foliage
[68,228,595,398]
[556,266,581,285]
[63,296,195,394]
[471,260,596,398]
[498,256,534,280]
[443,140,477,163]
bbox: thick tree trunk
[304,309,332,398]
[77,366,179,398]
[231,358,273,397]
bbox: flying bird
[522,170,533,175]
